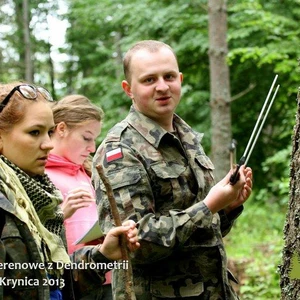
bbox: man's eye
[145,78,154,83]
[165,74,175,80]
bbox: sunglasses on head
[0,84,54,113]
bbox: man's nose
[156,78,169,92]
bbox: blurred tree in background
[0,0,298,220]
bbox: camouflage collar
[126,106,204,148]
[126,106,173,148]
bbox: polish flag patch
[106,148,123,163]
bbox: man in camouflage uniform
[92,40,253,299]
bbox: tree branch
[96,164,135,300]
[230,83,256,102]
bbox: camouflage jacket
[0,192,110,299]
[93,106,242,299]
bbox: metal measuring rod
[229,74,280,185]
[229,139,237,171]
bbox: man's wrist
[92,244,112,263]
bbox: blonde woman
[45,95,114,299]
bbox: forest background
[1,0,300,299]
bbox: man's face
[122,47,183,128]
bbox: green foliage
[256,147,291,206]
[226,0,299,190]
[225,200,286,299]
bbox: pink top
[45,153,99,254]
[46,154,111,285]
[45,154,111,285]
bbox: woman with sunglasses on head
[0,82,140,300]
[45,95,113,299]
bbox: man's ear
[0,133,3,153]
[56,122,67,137]
[180,72,183,83]
[122,80,133,99]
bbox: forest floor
[224,199,286,299]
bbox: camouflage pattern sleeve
[70,245,109,297]
[219,206,244,237]
[93,141,219,264]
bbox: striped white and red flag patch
[106,148,123,162]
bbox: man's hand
[224,166,252,214]
[203,165,253,214]
[99,220,140,261]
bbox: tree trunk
[14,0,26,79]
[280,88,300,299]
[208,0,232,181]
[114,32,123,79]
[46,41,56,99]
[22,0,33,82]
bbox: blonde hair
[51,95,104,176]
[51,94,104,128]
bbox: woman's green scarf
[0,157,70,274]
